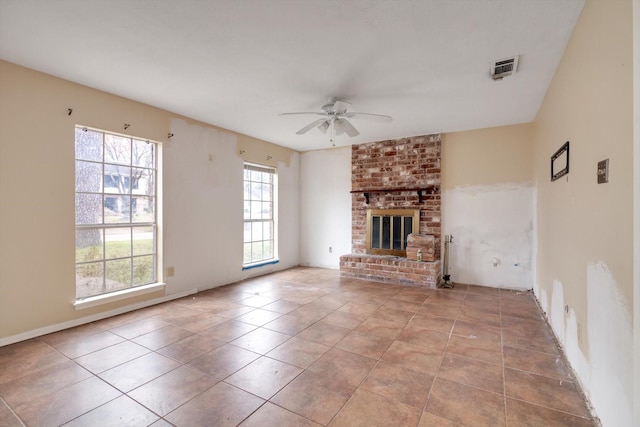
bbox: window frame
[243,162,278,268]
[74,125,161,302]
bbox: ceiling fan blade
[332,100,351,114]
[318,121,330,134]
[334,118,360,137]
[345,112,393,122]
[296,118,327,135]
[280,112,327,117]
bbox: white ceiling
[0,0,584,151]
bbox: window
[243,163,276,266]
[75,126,158,299]
[366,209,420,256]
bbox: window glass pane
[243,243,252,264]
[244,182,251,200]
[104,164,131,194]
[76,229,103,263]
[244,168,250,180]
[75,161,102,192]
[131,168,154,196]
[106,259,132,291]
[372,216,380,248]
[262,183,272,201]
[263,240,273,259]
[132,226,154,256]
[76,262,104,298]
[262,172,273,184]
[264,222,273,240]
[250,170,262,182]
[261,202,272,220]
[104,134,131,165]
[252,222,263,241]
[75,128,103,161]
[382,216,391,249]
[76,193,103,225]
[244,222,252,243]
[133,255,155,285]
[250,182,262,200]
[105,195,131,223]
[250,201,262,220]
[132,196,154,223]
[244,201,251,220]
[251,241,263,261]
[132,139,154,168]
[105,227,132,259]
[393,216,402,250]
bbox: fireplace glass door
[366,209,420,256]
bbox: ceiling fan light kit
[280,98,392,146]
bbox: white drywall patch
[550,280,565,345]
[564,307,591,394]
[442,183,533,288]
[586,261,632,427]
[539,288,549,315]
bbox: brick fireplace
[340,134,442,288]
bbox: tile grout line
[499,288,509,427]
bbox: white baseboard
[0,288,198,347]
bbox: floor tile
[238,294,278,308]
[49,330,125,359]
[330,388,421,427]
[336,330,393,359]
[109,316,169,339]
[371,305,414,323]
[322,310,367,329]
[506,398,596,427]
[239,401,321,427]
[360,361,434,409]
[503,345,573,380]
[261,299,303,314]
[37,323,105,348]
[445,334,503,366]
[296,321,351,346]
[0,399,22,427]
[438,352,504,394]
[165,382,264,427]
[128,365,217,416]
[425,378,506,427]
[0,340,69,384]
[505,368,590,418]
[406,313,456,334]
[306,348,376,394]
[225,356,302,399]
[235,308,283,326]
[271,372,351,426]
[417,411,462,427]
[188,343,260,380]
[263,314,316,335]
[355,316,405,339]
[74,341,150,374]
[267,336,331,368]
[0,360,92,408]
[337,301,382,316]
[63,395,158,426]
[231,327,291,354]
[99,352,181,392]
[417,302,461,318]
[396,326,449,352]
[132,324,194,350]
[199,319,257,342]
[381,340,443,375]
[156,333,226,363]
[13,376,121,427]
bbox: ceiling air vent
[491,55,519,80]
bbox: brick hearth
[340,254,442,288]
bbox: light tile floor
[0,267,598,426]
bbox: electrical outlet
[597,159,609,184]
[167,267,175,277]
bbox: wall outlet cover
[597,159,609,184]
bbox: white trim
[0,287,197,347]
[74,282,166,310]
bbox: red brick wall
[351,134,441,259]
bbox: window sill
[74,282,166,311]
[242,259,279,271]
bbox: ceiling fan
[280,98,392,146]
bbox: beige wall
[533,0,634,425]
[0,60,299,342]
[442,123,534,189]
